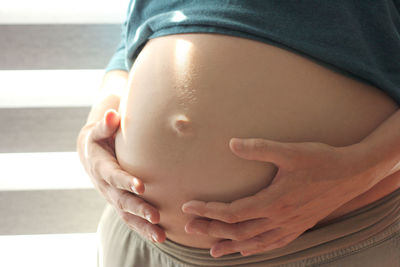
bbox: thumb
[229,138,294,165]
[90,109,121,141]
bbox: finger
[86,120,145,195]
[185,218,274,241]
[104,109,120,128]
[240,232,301,256]
[108,187,160,224]
[182,185,281,223]
[116,209,166,243]
[211,229,298,258]
[182,196,263,223]
[95,157,144,194]
[89,109,120,141]
[229,138,295,166]
[210,228,282,257]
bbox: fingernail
[241,251,250,256]
[182,201,202,213]
[131,178,140,194]
[145,214,153,224]
[181,203,193,213]
[212,250,223,258]
[231,138,244,151]
[184,224,194,234]
[131,185,139,194]
[151,234,159,242]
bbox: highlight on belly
[170,37,199,112]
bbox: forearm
[86,70,129,125]
[77,69,128,155]
[357,108,400,186]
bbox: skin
[77,70,165,243]
[77,39,400,257]
[182,134,400,257]
[78,106,400,255]
[114,33,400,250]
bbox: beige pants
[97,188,400,267]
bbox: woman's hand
[182,138,375,257]
[77,109,166,243]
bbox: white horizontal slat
[0,152,94,190]
[0,233,97,267]
[0,0,129,24]
[0,70,104,108]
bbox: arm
[76,70,166,243]
[356,108,400,183]
[85,69,128,124]
[76,0,166,244]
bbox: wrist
[334,142,382,193]
[86,70,128,124]
[76,122,96,163]
[355,109,400,181]
[337,140,395,192]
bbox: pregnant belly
[114,33,399,248]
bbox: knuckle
[89,162,98,177]
[253,139,267,152]
[236,208,251,221]
[208,220,219,234]
[103,195,112,205]
[97,180,109,196]
[120,212,130,223]
[278,203,291,213]
[105,172,117,187]
[223,203,242,223]
[115,194,127,211]
[135,201,147,218]
[95,119,105,132]
[130,222,152,240]
[116,198,124,211]
[277,200,296,214]
[115,169,130,190]
[274,238,289,249]
[89,121,103,141]
[85,126,95,141]
[233,229,250,241]
[91,159,104,177]
[95,162,120,188]
[253,236,268,250]
[277,239,288,247]
[126,220,141,232]
[224,212,239,224]
[284,232,298,242]
[208,220,226,237]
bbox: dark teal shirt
[106,0,400,105]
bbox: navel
[170,114,193,136]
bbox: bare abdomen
[115,33,399,248]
